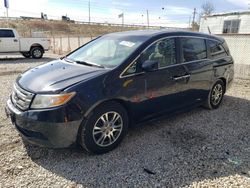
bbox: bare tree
[201,1,215,16]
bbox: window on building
[223,20,240,34]
[181,38,207,62]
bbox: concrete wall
[50,36,93,54]
[200,14,250,34]
[219,34,250,65]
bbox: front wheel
[204,80,225,109]
[31,47,43,59]
[79,102,129,154]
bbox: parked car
[0,28,50,59]
[5,30,234,154]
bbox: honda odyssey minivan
[5,30,234,154]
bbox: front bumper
[5,99,82,148]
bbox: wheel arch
[30,43,44,52]
[218,77,227,93]
[84,98,133,125]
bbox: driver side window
[124,38,177,76]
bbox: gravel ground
[0,55,249,187]
[0,54,59,76]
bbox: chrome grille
[11,84,34,111]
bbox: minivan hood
[17,59,109,93]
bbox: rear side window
[207,40,227,59]
[181,38,207,62]
[0,30,15,38]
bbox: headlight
[31,92,76,109]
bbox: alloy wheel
[211,83,223,105]
[92,111,123,147]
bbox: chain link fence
[217,34,250,65]
[216,34,250,79]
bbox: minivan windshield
[66,35,145,68]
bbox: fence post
[67,35,71,52]
[53,36,56,54]
[59,37,62,55]
[78,36,80,47]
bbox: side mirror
[142,60,159,72]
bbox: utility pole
[192,8,197,31]
[88,0,91,23]
[122,14,124,26]
[146,10,149,28]
[4,0,9,18]
[118,13,124,26]
[6,8,9,18]
[188,15,191,28]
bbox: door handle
[182,74,190,79]
[13,39,18,42]
[173,76,183,81]
[172,74,190,81]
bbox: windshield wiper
[63,57,75,63]
[75,60,105,68]
[64,58,105,68]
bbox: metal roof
[204,10,250,17]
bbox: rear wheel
[204,80,225,109]
[21,52,31,58]
[31,47,43,59]
[79,102,129,154]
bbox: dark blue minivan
[5,30,234,154]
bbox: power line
[72,0,167,11]
[1,0,192,21]
[5,3,191,27]
[8,7,191,21]
[3,0,192,22]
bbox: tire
[79,101,129,154]
[204,80,225,110]
[31,47,43,59]
[21,52,31,58]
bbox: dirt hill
[0,19,153,37]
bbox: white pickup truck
[0,28,50,59]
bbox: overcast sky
[0,0,249,27]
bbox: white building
[199,11,250,34]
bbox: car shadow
[23,95,250,187]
